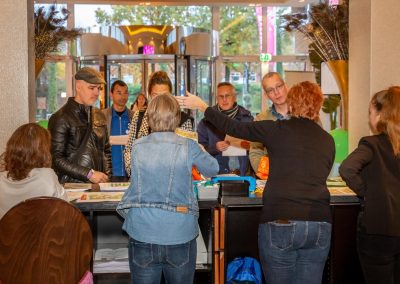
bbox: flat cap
[74,67,106,84]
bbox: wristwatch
[87,169,95,180]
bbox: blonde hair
[371,86,400,155]
[287,81,323,122]
[147,94,181,132]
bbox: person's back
[0,123,67,219]
[260,117,334,222]
[176,81,335,284]
[339,86,400,284]
[117,94,218,284]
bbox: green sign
[260,53,272,62]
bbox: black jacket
[204,107,335,223]
[48,97,112,183]
[340,135,400,236]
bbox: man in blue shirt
[102,80,133,179]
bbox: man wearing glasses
[197,82,253,176]
[249,72,289,174]
[48,67,111,184]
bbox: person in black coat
[340,86,400,284]
[177,81,335,284]
[48,67,111,184]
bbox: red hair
[0,123,52,180]
[287,81,323,122]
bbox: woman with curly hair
[0,123,67,219]
[177,81,335,284]
[340,87,400,284]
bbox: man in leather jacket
[48,67,111,183]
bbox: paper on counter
[99,182,130,191]
[109,135,129,145]
[64,183,92,191]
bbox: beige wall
[0,0,33,152]
[349,0,400,151]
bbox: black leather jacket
[48,98,112,183]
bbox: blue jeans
[128,237,196,284]
[258,220,332,284]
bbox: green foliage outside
[219,6,259,56]
[95,6,211,29]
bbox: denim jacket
[117,132,219,218]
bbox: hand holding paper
[222,135,248,156]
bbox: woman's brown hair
[371,86,400,155]
[287,81,324,122]
[0,123,52,180]
[147,71,173,95]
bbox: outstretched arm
[175,92,209,112]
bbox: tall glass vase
[35,59,45,79]
[327,60,349,130]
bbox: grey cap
[74,67,106,84]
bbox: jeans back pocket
[268,221,296,250]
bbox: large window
[34,3,316,123]
[219,6,259,56]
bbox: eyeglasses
[217,94,234,100]
[265,83,285,96]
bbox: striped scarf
[216,103,239,119]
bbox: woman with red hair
[0,123,67,219]
[177,81,335,284]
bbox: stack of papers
[327,177,347,187]
[99,182,130,191]
[64,183,91,192]
[94,248,129,273]
[196,229,208,264]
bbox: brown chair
[0,197,93,284]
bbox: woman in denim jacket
[117,94,219,284]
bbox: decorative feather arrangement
[281,0,348,62]
[34,5,82,59]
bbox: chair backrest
[0,197,93,284]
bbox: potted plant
[281,0,349,129]
[34,5,82,77]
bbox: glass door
[190,56,214,124]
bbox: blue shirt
[110,108,131,177]
[270,104,290,120]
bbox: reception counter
[70,186,363,284]
[215,190,364,284]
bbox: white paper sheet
[222,146,247,156]
[222,135,248,156]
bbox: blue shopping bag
[226,257,263,284]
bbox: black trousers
[357,230,400,284]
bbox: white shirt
[0,168,68,219]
